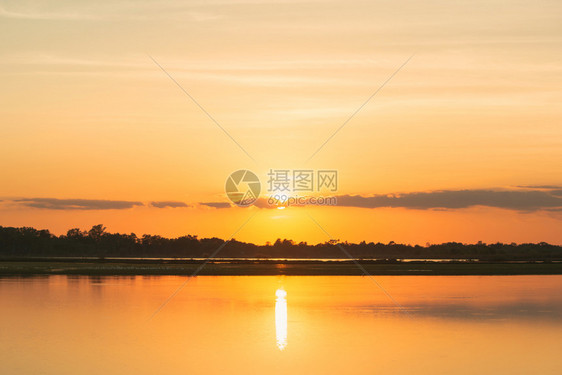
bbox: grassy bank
[1,259,561,276]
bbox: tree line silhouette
[0,225,561,261]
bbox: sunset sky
[1,0,561,245]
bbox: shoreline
[1,259,562,276]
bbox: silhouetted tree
[0,225,561,260]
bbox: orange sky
[1,0,561,244]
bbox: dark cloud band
[335,189,562,211]
[9,187,562,212]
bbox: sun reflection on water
[275,288,287,350]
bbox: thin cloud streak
[15,198,143,210]
[150,201,190,208]
[0,4,222,21]
[515,185,562,190]
[0,5,100,20]
[200,202,232,209]
[8,198,192,210]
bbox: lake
[1,275,561,374]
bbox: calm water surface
[1,275,561,374]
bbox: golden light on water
[275,288,287,350]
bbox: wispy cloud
[14,198,143,210]
[0,3,223,22]
[150,201,190,208]
[5,198,196,210]
[515,185,562,190]
[0,5,99,20]
[200,202,231,209]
